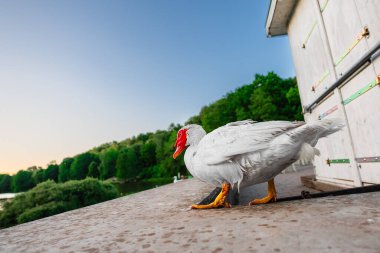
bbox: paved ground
[240,167,320,204]
[1,170,380,253]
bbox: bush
[0,178,118,229]
[17,202,66,224]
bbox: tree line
[0,72,303,193]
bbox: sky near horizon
[0,0,294,174]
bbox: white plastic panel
[286,0,380,186]
[340,67,380,157]
[322,0,369,76]
[287,0,333,107]
[340,65,380,184]
[312,94,354,183]
[354,0,380,49]
[359,163,380,184]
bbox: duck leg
[191,183,231,209]
[249,178,277,205]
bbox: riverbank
[111,177,173,195]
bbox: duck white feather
[176,118,344,191]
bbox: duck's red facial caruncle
[173,129,187,159]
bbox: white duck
[173,118,344,209]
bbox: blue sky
[0,0,294,174]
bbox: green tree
[115,148,128,179]
[0,174,12,193]
[286,80,303,121]
[200,97,236,132]
[70,153,99,180]
[230,84,256,120]
[249,88,277,121]
[116,148,138,179]
[131,144,143,174]
[152,130,172,162]
[32,168,45,185]
[248,73,302,121]
[196,72,303,132]
[11,170,35,192]
[87,161,100,178]
[136,133,150,143]
[99,149,118,179]
[141,142,157,168]
[44,164,59,182]
[125,148,139,178]
[58,158,74,183]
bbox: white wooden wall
[287,0,380,186]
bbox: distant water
[113,179,172,196]
[0,193,18,199]
[0,193,18,211]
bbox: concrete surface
[240,168,320,204]
[1,171,380,253]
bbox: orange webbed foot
[191,183,231,209]
[249,178,277,205]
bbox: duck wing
[197,120,304,165]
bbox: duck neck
[188,128,206,146]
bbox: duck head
[173,124,206,159]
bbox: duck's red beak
[173,129,187,159]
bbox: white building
[266,0,380,187]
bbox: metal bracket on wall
[355,156,380,163]
[342,75,380,105]
[334,26,370,67]
[326,156,380,166]
[326,158,350,166]
[318,105,338,119]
